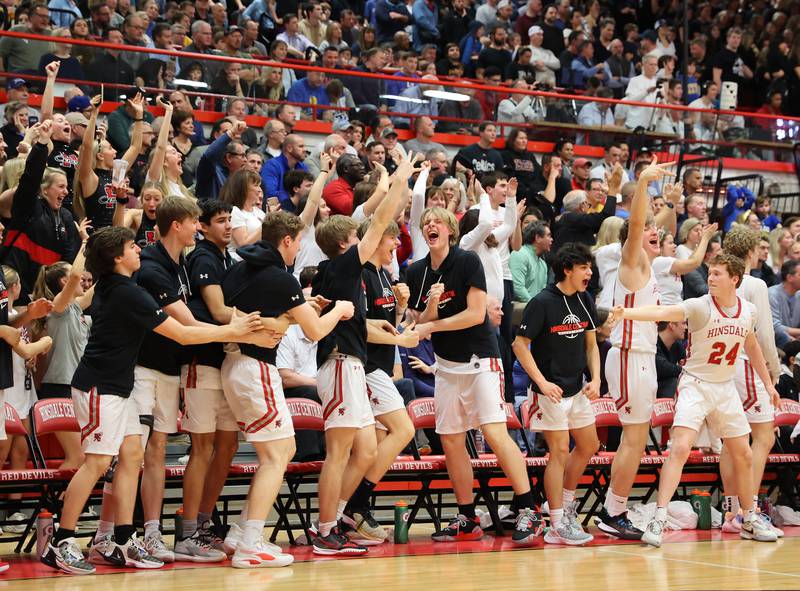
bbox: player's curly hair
[723,225,758,261]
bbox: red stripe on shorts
[245,361,279,433]
[323,359,344,421]
[80,388,100,442]
[616,349,629,410]
[742,360,757,411]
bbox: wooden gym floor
[0,525,799,590]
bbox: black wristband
[116,196,130,205]
[133,118,143,122]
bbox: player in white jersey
[609,253,780,546]
[596,157,676,540]
[720,227,783,536]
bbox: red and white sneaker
[231,538,294,568]
[431,515,483,542]
[0,560,9,573]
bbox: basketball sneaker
[0,560,8,573]
[232,538,294,568]
[511,508,544,545]
[88,534,126,566]
[721,512,742,533]
[595,508,644,540]
[198,523,231,554]
[312,527,368,556]
[41,538,95,575]
[174,530,227,562]
[741,516,778,542]
[5,512,27,534]
[340,510,388,545]
[431,515,483,542]
[758,513,784,538]
[640,518,665,548]
[144,530,175,563]
[118,533,165,569]
[562,501,593,542]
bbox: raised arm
[51,220,90,313]
[409,161,431,227]
[611,303,685,323]
[358,163,390,218]
[358,151,419,264]
[459,191,494,251]
[76,95,102,212]
[40,61,60,120]
[670,223,717,276]
[298,152,332,227]
[654,181,681,236]
[10,124,51,221]
[146,96,174,183]
[120,94,145,167]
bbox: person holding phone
[0,101,30,159]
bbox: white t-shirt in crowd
[652,256,683,305]
[294,223,327,280]
[229,206,265,261]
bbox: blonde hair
[677,217,702,245]
[49,26,71,53]
[420,207,459,246]
[769,226,791,269]
[146,147,195,201]
[593,216,624,251]
[0,157,26,193]
[723,225,758,260]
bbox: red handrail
[3,29,799,125]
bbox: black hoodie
[136,241,191,376]
[182,238,233,369]
[223,240,304,365]
[72,273,167,397]
[518,283,598,397]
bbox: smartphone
[28,116,38,126]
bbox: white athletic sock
[562,489,576,507]
[319,520,337,537]
[144,520,160,538]
[745,509,757,523]
[604,491,628,517]
[337,499,347,520]
[242,519,264,547]
[725,495,740,516]
[550,508,564,528]
[237,502,249,529]
[655,506,667,522]
[95,520,114,542]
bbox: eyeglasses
[34,11,50,18]
[228,151,246,157]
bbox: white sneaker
[119,533,164,569]
[88,534,126,566]
[543,522,593,546]
[174,531,227,563]
[741,516,778,542]
[144,530,175,562]
[231,538,294,569]
[641,518,665,548]
[4,512,27,533]
[758,513,784,538]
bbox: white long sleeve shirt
[623,73,659,130]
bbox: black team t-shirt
[517,283,598,397]
[0,269,13,390]
[136,241,191,376]
[184,238,232,369]
[84,168,117,231]
[312,244,368,366]
[222,241,305,365]
[47,140,79,214]
[406,246,500,362]
[72,273,168,397]
[363,261,396,375]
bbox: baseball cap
[227,25,243,35]
[6,78,27,90]
[641,29,658,43]
[573,158,592,168]
[67,95,91,112]
[65,111,90,127]
[333,119,354,132]
[380,127,398,138]
[528,25,543,37]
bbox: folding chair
[649,398,675,454]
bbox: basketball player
[311,151,418,556]
[608,253,779,546]
[407,205,541,545]
[512,243,600,545]
[597,156,675,539]
[221,210,355,567]
[337,219,418,545]
[43,227,262,575]
[720,226,783,536]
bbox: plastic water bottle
[174,506,184,538]
[474,429,485,454]
[36,511,54,557]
